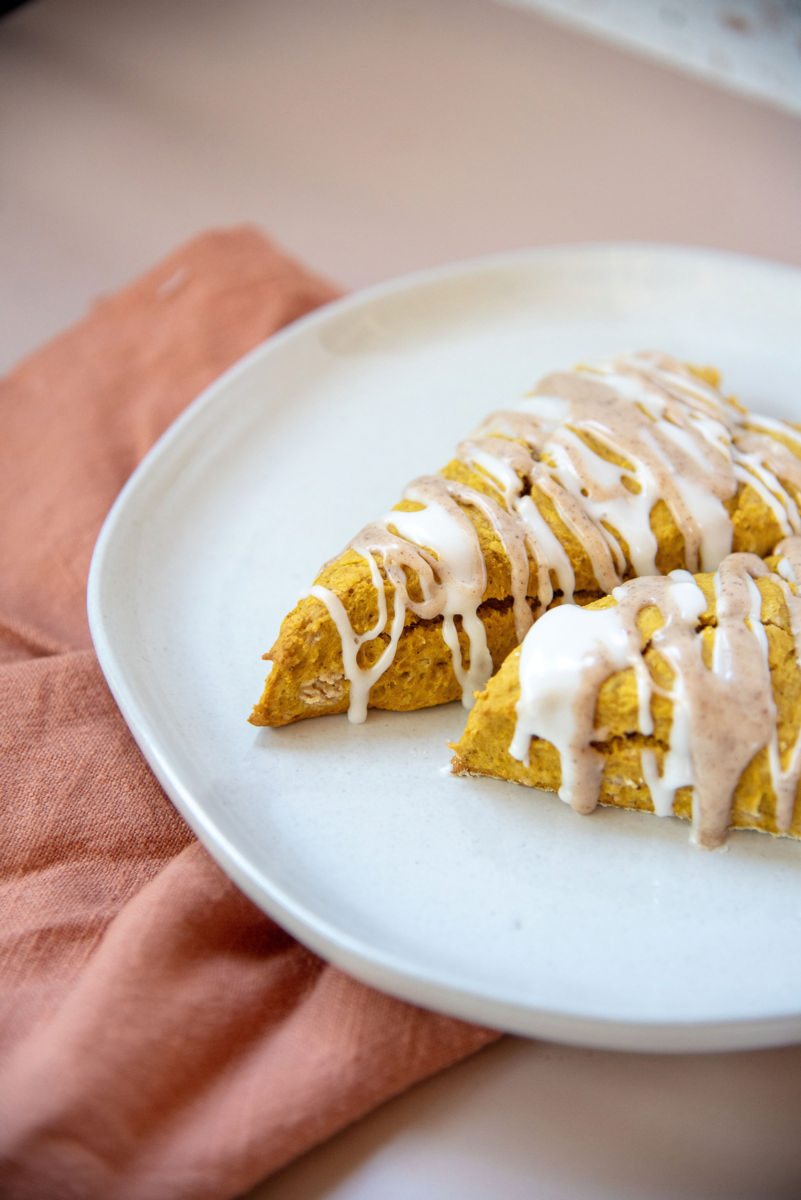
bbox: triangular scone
[250,351,801,728]
[451,540,801,848]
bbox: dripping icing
[510,543,801,847]
[309,351,801,723]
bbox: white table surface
[4,2,801,1197]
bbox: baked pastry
[250,351,801,728]
[450,539,801,847]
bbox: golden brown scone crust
[450,570,801,840]
[250,461,799,728]
[251,353,801,728]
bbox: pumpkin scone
[250,351,801,728]
[450,539,801,848]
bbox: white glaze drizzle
[776,536,801,590]
[305,548,406,724]
[511,543,801,846]
[309,351,801,723]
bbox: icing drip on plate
[511,541,801,847]
[309,351,801,723]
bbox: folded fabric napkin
[0,228,498,1200]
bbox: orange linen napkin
[0,228,499,1200]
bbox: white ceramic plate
[88,244,801,1053]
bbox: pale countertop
[4,2,801,1198]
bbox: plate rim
[87,241,801,1053]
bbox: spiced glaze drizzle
[511,540,801,847]
[306,352,801,727]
